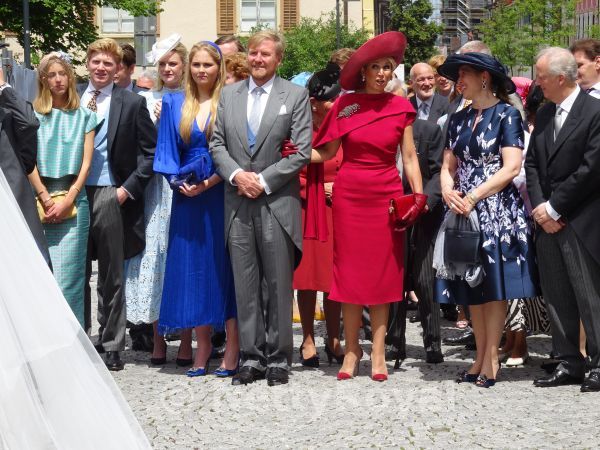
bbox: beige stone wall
[157,0,218,50]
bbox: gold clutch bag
[36,191,77,223]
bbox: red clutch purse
[388,193,428,231]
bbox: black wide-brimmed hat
[340,31,407,91]
[307,63,341,101]
[437,52,516,94]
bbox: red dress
[313,92,415,305]
[293,142,343,293]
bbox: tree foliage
[275,13,370,79]
[387,0,443,68]
[0,0,162,64]
[479,0,576,74]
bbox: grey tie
[554,106,563,141]
[248,86,265,138]
[418,101,430,120]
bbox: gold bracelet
[70,185,81,194]
[37,190,47,198]
[466,192,478,205]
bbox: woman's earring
[482,79,487,90]
[312,106,317,111]
[361,75,366,82]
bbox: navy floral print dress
[435,102,539,305]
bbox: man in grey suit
[210,31,312,386]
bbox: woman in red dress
[294,64,345,367]
[312,32,424,381]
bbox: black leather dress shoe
[231,366,265,386]
[94,341,105,354]
[581,372,600,392]
[425,351,444,364]
[409,311,421,323]
[385,345,406,362]
[105,351,124,371]
[443,329,475,346]
[267,367,289,386]
[533,369,582,387]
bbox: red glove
[281,139,299,157]
[391,193,428,231]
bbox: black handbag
[444,225,481,265]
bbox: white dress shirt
[587,81,600,99]
[545,85,581,220]
[230,75,277,194]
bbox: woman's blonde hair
[33,53,80,114]
[179,42,226,143]
[156,43,188,91]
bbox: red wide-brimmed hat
[339,31,407,91]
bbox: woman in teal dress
[29,52,97,327]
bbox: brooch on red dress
[337,103,360,119]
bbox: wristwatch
[0,82,9,93]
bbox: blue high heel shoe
[475,374,496,388]
[213,365,239,377]
[186,360,210,377]
[456,370,479,383]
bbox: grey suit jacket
[210,76,312,253]
[0,87,50,264]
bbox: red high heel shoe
[371,373,388,382]
[337,349,363,380]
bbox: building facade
[439,0,490,53]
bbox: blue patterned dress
[434,102,539,305]
[153,92,236,334]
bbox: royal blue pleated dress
[434,102,539,305]
[153,92,236,334]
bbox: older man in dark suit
[386,118,445,364]
[527,47,600,392]
[0,68,49,264]
[409,62,449,124]
[80,38,156,371]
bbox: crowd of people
[2,28,600,392]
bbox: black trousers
[386,224,441,354]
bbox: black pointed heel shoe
[299,345,320,368]
[324,343,345,365]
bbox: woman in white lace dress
[123,34,190,365]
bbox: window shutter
[281,0,298,30]
[217,0,236,35]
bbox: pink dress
[313,92,416,305]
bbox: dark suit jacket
[77,83,157,258]
[525,90,600,264]
[410,92,449,124]
[0,86,50,264]
[403,119,445,235]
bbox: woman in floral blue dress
[435,53,538,387]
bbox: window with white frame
[101,7,134,34]
[240,0,277,33]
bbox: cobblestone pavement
[91,274,599,448]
